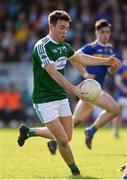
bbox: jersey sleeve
[79,44,93,55]
[34,44,54,68]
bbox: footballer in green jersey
[18,10,120,176]
[32,35,75,103]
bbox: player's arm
[69,48,89,78]
[108,56,121,74]
[71,61,87,75]
[70,61,96,79]
[45,63,75,92]
[35,44,86,100]
[44,63,88,101]
[70,47,96,79]
[35,44,84,98]
[69,52,120,66]
[108,66,118,75]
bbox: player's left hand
[111,57,121,67]
[108,65,119,74]
[105,55,121,66]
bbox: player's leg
[60,116,73,140]
[57,98,80,175]
[85,92,120,149]
[112,96,127,138]
[18,101,59,146]
[72,99,93,127]
[46,117,80,175]
[48,99,93,154]
[47,99,74,154]
[18,117,80,175]
[17,124,54,146]
[47,114,73,155]
[118,165,127,179]
[112,105,122,138]
[93,92,120,127]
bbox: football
[79,79,102,102]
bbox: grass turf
[0,127,127,179]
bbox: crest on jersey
[109,49,113,54]
[41,54,47,59]
[55,57,67,70]
[97,49,103,53]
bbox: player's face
[49,20,69,42]
[96,27,111,44]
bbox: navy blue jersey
[116,64,127,97]
[79,41,122,87]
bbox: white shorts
[33,98,72,124]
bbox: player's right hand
[72,86,88,101]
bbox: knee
[111,104,121,117]
[73,113,88,127]
[68,134,72,142]
[73,114,81,124]
[73,116,83,127]
[115,104,121,116]
[57,135,69,148]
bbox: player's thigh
[73,99,93,121]
[46,118,68,143]
[95,91,120,113]
[58,99,73,141]
[33,101,59,124]
[59,116,73,141]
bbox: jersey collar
[96,40,109,47]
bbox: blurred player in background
[72,19,123,149]
[17,11,118,175]
[112,60,127,138]
[47,19,121,153]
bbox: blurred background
[0,0,127,128]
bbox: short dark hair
[95,19,111,31]
[48,10,71,25]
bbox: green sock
[68,162,79,172]
[27,129,36,137]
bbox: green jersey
[32,35,75,103]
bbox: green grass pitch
[0,127,127,179]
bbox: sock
[27,129,36,137]
[90,126,97,135]
[51,140,57,148]
[68,162,79,172]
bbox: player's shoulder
[79,41,97,53]
[84,40,99,49]
[33,36,50,53]
[35,36,50,47]
[90,41,99,48]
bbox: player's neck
[97,40,109,46]
[48,34,59,44]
